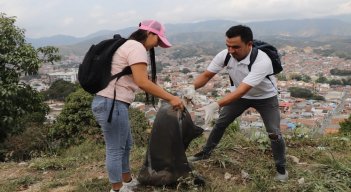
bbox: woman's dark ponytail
[129,30,157,107]
[145,48,156,106]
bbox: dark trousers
[203,96,286,168]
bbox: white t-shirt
[97,40,148,103]
[207,48,278,99]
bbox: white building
[48,69,78,84]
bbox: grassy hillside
[1,127,350,192]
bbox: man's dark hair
[225,25,253,43]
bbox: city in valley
[28,43,351,136]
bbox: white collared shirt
[207,48,278,99]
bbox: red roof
[279,102,294,107]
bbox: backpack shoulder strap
[223,52,235,86]
[248,47,259,71]
[110,66,132,81]
[223,52,231,67]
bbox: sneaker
[110,185,134,192]
[123,178,139,188]
[274,171,288,182]
[120,185,134,192]
[187,150,211,162]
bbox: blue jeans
[203,96,286,169]
[92,95,133,183]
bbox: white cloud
[338,1,351,14]
[62,17,74,26]
[1,0,350,38]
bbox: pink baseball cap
[139,20,172,48]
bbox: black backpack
[78,34,131,94]
[224,40,282,88]
[78,34,132,122]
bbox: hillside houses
[29,45,351,135]
[149,46,351,135]
[136,66,350,135]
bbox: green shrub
[49,88,151,149]
[129,107,151,147]
[340,114,351,134]
[3,124,52,161]
[49,88,100,148]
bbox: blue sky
[1,0,351,38]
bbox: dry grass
[1,130,350,192]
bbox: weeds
[29,156,79,171]
[0,175,40,192]
[1,129,351,192]
[76,178,110,192]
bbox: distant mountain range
[26,16,351,56]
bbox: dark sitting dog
[137,103,204,186]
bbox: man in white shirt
[186,25,288,182]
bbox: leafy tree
[155,62,170,73]
[50,88,99,147]
[170,48,198,59]
[301,74,311,83]
[290,74,311,82]
[316,75,328,83]
[290,74,311,83]
[164,76,171,82]
[134,92,159,104]
[313,48,335,57]
[288,87,324,101]
[335,51,351,60]
[129,108,151,147]
[288,87,313,98]
[341,78,351,86]
[330,68,351,76]
[0,13,61,142]
[50,88,151,148]
[195,58,206,64]
[43,79,79,101]
[311,95,325,101]
[181,68,191,74]
[134,92,147,102]
[290,74,302,81]
[329,79,343,85]
[339,114,351,134]
[211,90,219,97]
[37,46,61,65]
[276,73,287,81]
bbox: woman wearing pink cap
[91,20,183,192]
